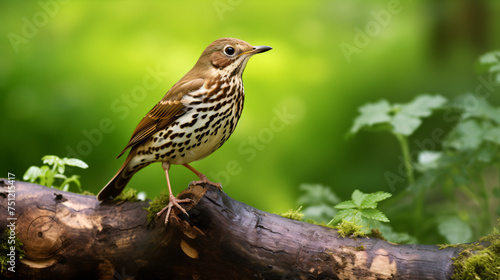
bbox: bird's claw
[189,175,222,190]
[156,195,192,225]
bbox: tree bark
[0,179,461,280]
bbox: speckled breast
[133,79,244,167]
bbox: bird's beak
[240,45,272,56]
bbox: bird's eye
[224,46,235,56]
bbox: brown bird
[97,38,272,224]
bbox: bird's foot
[189,174,222,190]
[156,194,192,225]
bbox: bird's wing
[116,78,205,158]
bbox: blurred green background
[1,1,499,243]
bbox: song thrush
[97,38,272,224]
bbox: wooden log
[0,179,461,279]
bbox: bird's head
[194,38,272,78]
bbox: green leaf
[350,95,447,137]
[359,191,392,209]
[23,166,42,182]
[57,164,65,175]
[334,200,357,209]
[64,158,89,169]
[42,155,61,166]
[329,209,353,225]
[455,93,500,124]
[390,94,447,136]
[391,113,421,136]
[350,100,392,134]
[330,190,392,232]
[399,94,448,117]
[54,173,68,180]
[445,119,483,150]
[360,209,390,222]
[329,209,362,225]
[351,189,366,207]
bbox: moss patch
[337,219,365,238]
[144,191,170,225]
[355,245,365,251]
[439,243,459,249]
[1,229,25,273]
[306,220,336,229]
[278,206,304,221]
[452,224,500,279]
[114,188,141,202]
[370,228,387,241]
[80,190,95,196]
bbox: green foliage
[412,91,500,242]
[349,50,500,244]
[328,190,391,234]
[23,155,88,193]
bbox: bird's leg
[183,163,222,190]
[157,162,192,225]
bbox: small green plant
[328,189,391,234]
[349,94,447,232]
[297,185,412,242]
[23,155,88,192]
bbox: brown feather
[97,148,137,201]
[116,78,204,158]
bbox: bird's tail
[97,151,138,201]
